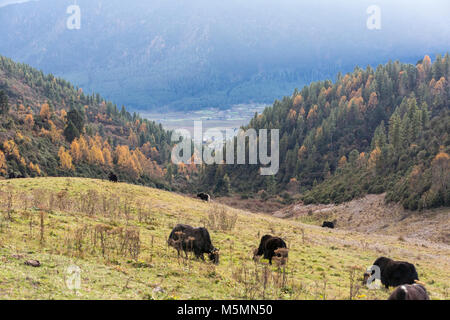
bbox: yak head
[363,271,371,284]
[363,268,376,285]
[209,248,220,265]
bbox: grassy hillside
[0,177,448,299]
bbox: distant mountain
[0,0,34,7]
[0,0,449,111]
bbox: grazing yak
[108,172,118,182]
[254,235,287,265]
[197,193,210,202]
[364,257,419,289]
[388,283,430,300]
[322,221,335,228]
[168,224,219,264]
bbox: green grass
[0,177,448,300]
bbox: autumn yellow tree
[422,55,432,74]
[431,150,449,192]
[141,142,152,157]
[78,136,89,160]
[293,94,303,108]
[70,139,82,162]
[89,145,105,165]
[298,145,307,160]
[24,114,35,129]
[40,103,51,121]
[28,162,41,176]
[178,162,187,175]
[0,150,7,175]
[115,145,132,168]
[58,147,74,171]
[368,147,381,171]
[368,92,378,110]
[60,109,67,122]
[128,131,138,147]
[102,143,113,167]
[338,155,347,168]
[3,140,23,165]
[48,120,62,143]
[357,152,366,167]
[287,109,297,123]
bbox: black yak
[109,172,118,182]
[254,235,287,265]
[197,193,210,202]
[388,283,430,300]
[322,221,335,228]
[168,224,219,264]
[364,257,419,289]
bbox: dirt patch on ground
[273,194,450,244]
[209,195,287,213]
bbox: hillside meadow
[0,177,448,300]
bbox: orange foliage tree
[24,114,35,129]
[58,147,74,171]
[0,150,7,175]
[431,151,449,192]
[40,103,51,121]
[70,139,82,162]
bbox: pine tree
[388,113,401,151]
[0,90,8,114]
[66,108,84,136]
[265,175,276,195]
[64,120,80,143]
[165,164,173,183]
[222,174,231,195]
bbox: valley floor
[0,178,449,300]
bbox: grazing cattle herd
[165,194,430,300]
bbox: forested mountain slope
[202,54,450,210]
[0,55,179,188]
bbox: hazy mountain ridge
[1,0,449,111]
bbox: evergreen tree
[63,121,80,143]
[0,90,8,114]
